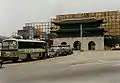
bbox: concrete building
[52,10,120,37]
[51,18,105,51]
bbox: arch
[88,41,96,50]
[73,41,81,50]
[61,42,67,45]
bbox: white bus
[1,39,47,62]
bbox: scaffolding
[25,22,55,40]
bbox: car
[58,45,73,55]
[48,49,57,58]
[63,47,73,55]
[55,49,67,56]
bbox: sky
[0,0,120,37]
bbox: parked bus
[1,39,47,62]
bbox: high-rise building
[52,10,120,36]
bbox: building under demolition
[51,18,106,51]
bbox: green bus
[1,38,47,62]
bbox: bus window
[18,41,45,49]
[33,42,43,48]
[0,43,1,56]
[18,42,33,49]
[2,40,17,49]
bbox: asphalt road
[1,51,120,83]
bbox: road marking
[112,64,120,67]
[98,60,104,62]
[70,61,103,67]
[100,60,120,64]
[70,59,120,67]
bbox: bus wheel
[0,61,3,68]
[26,53,32,61]
[38,53,42,60]
[12,58,18,63]
[43,53,47,59]
[40,53,45,59]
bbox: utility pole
[80,24,83,51]
[80,24,83,37]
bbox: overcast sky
[0,0,120,36]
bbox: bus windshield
[2,40,17,49]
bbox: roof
[52,18,104,25]
[3,38,46,43]
[51,28,106,33]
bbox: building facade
[53,37,104,51]
[52,10,120,36]
[51,18,105,51]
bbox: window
[18,41,45,49]
[2,40,17,49]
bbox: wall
[53,37,104,51]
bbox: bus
[1,38,47,62]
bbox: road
[1,51,120,83]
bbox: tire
[56,53,59,57]
[71,51,73,54]
[69,51,72,55]
[44,53,48,59]
[12,58,18,63]
[69,51,73,54]
[26,54,32,61]
[0,62,2,68]
[38,53,43,60]
[64,53,67,56]
[37,53,41,60]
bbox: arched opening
[88,41,96,50]
[73,41,81,50]
[61,42,67,45]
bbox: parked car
[48,49,57,58]
[55,49,67,56]
[58,45,73,55]
[64,48,73,55]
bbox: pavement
[1,51,120,83]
